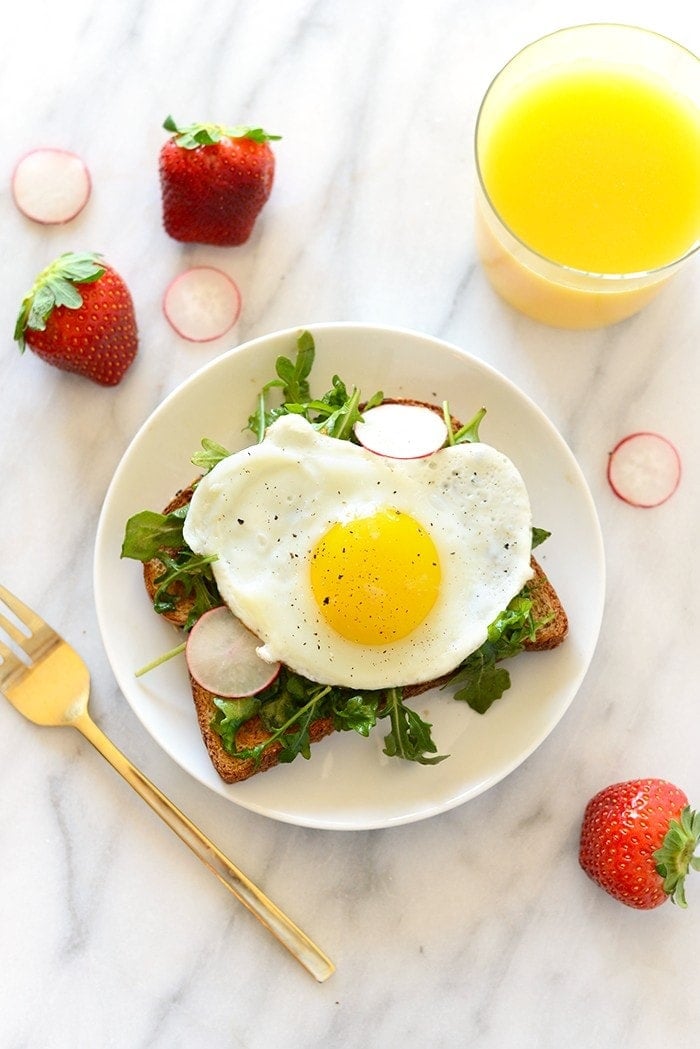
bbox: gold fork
[0,583,334,983]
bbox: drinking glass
[474,24,700,329]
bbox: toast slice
[142,500,568,785]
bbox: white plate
[94,323,605,830]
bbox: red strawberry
[579,778,700,909]
[14,252,137,386]
[159,116,280,246]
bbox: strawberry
[579,778,700,909]
[159,116,280,246]
[14,252,137,386]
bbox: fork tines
[0,584,42,680]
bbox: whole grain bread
[142,403,568,784]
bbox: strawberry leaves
[653,805,700,907]
[14,251,105,349]
[163,115,281,149]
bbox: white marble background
[1,0,699,1046]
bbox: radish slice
[12,148,91,224]
[163,266,241,342]
[186,606,280,697]
[607,431,681,508]
[354,402,448,458]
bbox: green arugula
[381,688,447,764]
[531,526,551,549]
[443,403,488,445]
[333,693,380,736]
[121,505,219,630]
[247,330,383,442]
[446,595,546,714]
[121,506,189,561]
[191,437,231,472]
[210,664,447,767]
[211,666,385,767]
[211,696,261,752]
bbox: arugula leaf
[211,666,329,767]
[247,332,317,442]
[448,596,542,714]
[332,693,379,736]
[211,697,261,751]
[121,507,188,561]
[276,329,315,401]
[218,674,446,768]
[246,330,382,442]
[121,505,219,629]
[531,526,551,549]
[452,661,513,715]
[276,704,317,763]
[191,437,231,472]
[209,666,387,766]
[228,692,326,768]
[259,681,305,730]
[149,551,220,630]
[443,404,487,445]
[381,688,447,765]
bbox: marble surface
[1,1,699,1046]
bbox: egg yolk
[309,508,441,645]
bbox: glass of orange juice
[474,24,700,329]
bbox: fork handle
[73,711,335,982]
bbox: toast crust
[142,404,568,784]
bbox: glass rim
[474,22,700,283]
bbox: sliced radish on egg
[607,431,681,508]
[354,402,448,458]
[185,606,280,697]
[12,148,91,224]
[163,266,242,342]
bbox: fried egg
[183,414,533,690]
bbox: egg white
[183,414,533,690]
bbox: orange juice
[475,26,700,328]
